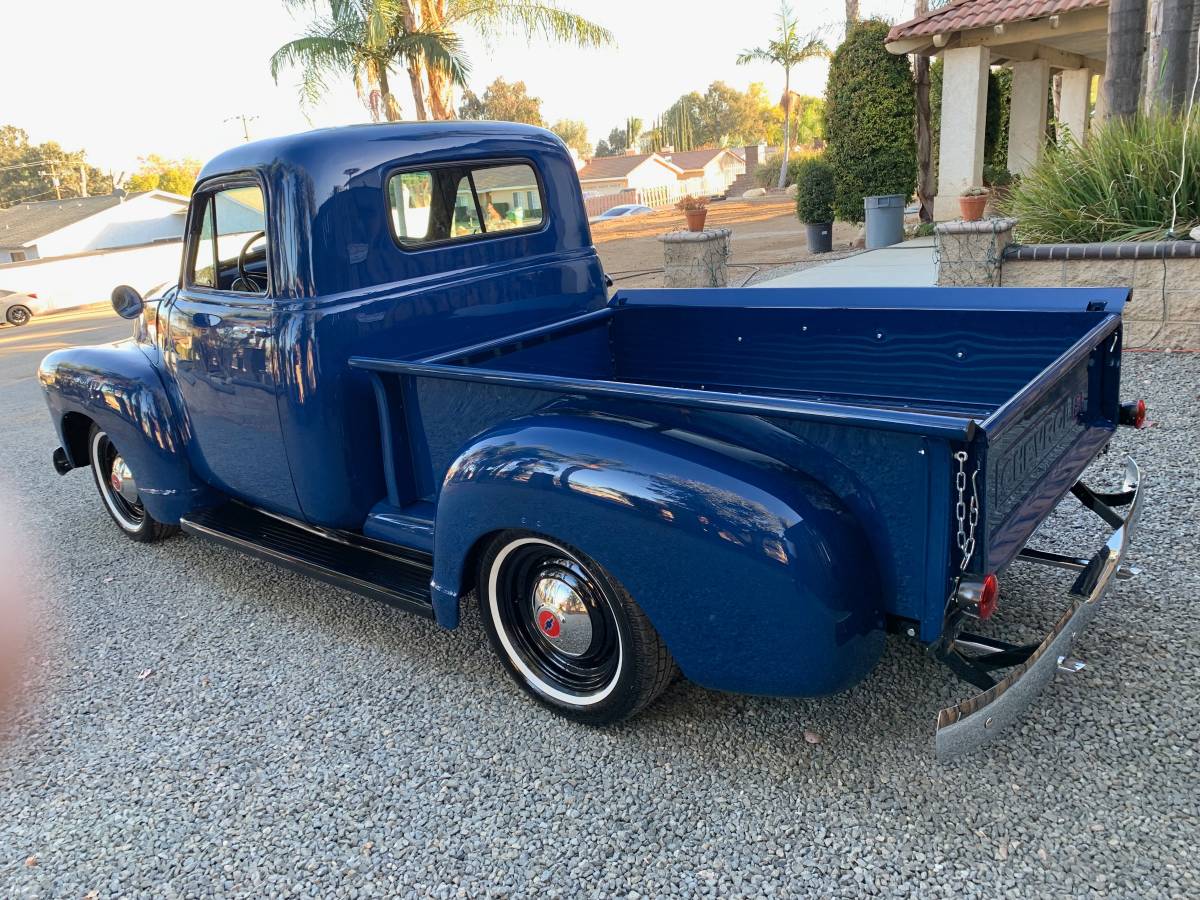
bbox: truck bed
[351,286,1128,640]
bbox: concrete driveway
[0,306,1196,897]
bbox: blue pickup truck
[38,122,1146,757]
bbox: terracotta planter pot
[958,194,988,221]
[685,208,708,232]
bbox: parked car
[37,123,1147,757]
[590,203,652,223]
[1,289,45,327]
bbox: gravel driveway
[0,310,1197,898]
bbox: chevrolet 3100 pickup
[38,122,1146,757]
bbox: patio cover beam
[886,7,1109,57]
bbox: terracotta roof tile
[887,0,1107,42]
[578,153,682,181]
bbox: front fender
[431,407,885,697]
[38,341,212,523]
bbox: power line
[0,157,59,174]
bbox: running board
[180,503,435,618]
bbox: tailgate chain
[953,450,980,573]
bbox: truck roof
[197,120,566,189]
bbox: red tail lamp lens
[1133,399,1146,429]
[978,573,999,620]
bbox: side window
[188,184,268,294]
[386,161,544,248]
[192,200,216,287]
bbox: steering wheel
[235,230,267,293]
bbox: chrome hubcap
[531,569,593,657]
[109,456,139,504]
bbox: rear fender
[38,342,213,523]
[431,407,885,697]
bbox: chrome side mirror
[111,284,144,319]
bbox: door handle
[192,312,222,328]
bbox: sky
[4,0,918,176]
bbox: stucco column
[1007,59,1051,176]
[934,45,991,220]
[1059,67,1094,145]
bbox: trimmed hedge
[794,157,835,223]
[824,20,916,223]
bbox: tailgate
[979,314,1123,571]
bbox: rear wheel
[478,531,675,724]
[6,305,31,326]
[88,425,178,542]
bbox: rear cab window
[187,184,269,294]
[386,161,545,248]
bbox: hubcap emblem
[537,609,561,638]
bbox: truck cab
[39,122,1145,757]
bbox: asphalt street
[0,306,1196,898]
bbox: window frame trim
[383,156,550,252]
[183,173,273,299]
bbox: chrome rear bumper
[935,456,1144,760]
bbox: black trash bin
[805,222,833,254]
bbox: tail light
[1119,399,1146,429]
[956,573,999,620]
[27,292,37,299]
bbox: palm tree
[271,0,469,123]
[416,0,615,120]
[737,2,829,188]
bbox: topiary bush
[824,19,916,223]
[794,157,835,223]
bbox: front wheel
[478,531,676,724]
[88,425,178,543]
[6,305,31,326]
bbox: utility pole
[40,163,62,199]
[79,164,88,198]
[224,114,259,142]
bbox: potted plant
[794,157,836,253]
[676,194,709,232]
[958,186,989,221]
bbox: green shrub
[824,20,917,223]
[754,159,781,188]
[754,153,818,188]
[999,112,1200,242]
[794,157,835,223]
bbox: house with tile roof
[660,148,747,196]
[886,0,1110,219]
[576,152,685,196]
[0,190,188,263]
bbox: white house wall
[0,241,184,310]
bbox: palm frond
[736,47,776,66]
[394,29,472,85]
[269,33,356,83]
[448,0,615,48]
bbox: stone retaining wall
[934,223,1200,349]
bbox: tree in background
[125,156,202,196]
[737,2,829,188]
[1100,0,1148,121]
[1144,0,1196,111]
[824,19,916,222]
[271,0,469,122]
[594,126,627,157]
[0,126,111,208]
[550,119,590,157]
[457,77,545,124]
[413,1,614,120]
[843,1,859,32]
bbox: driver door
[165,180,302,518]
